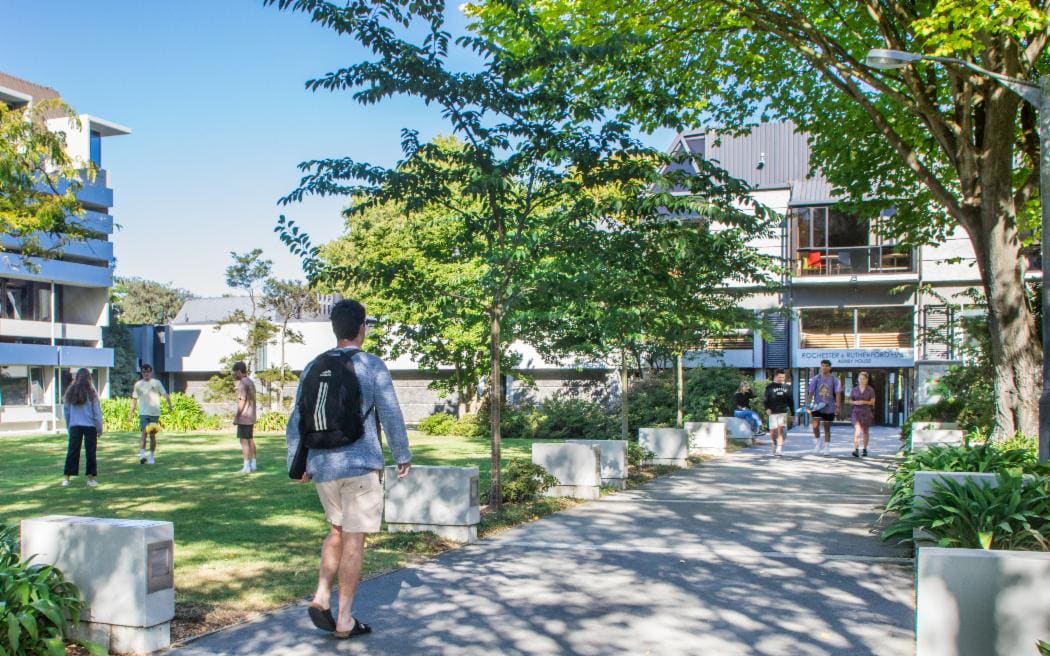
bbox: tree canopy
[470,0,1050,437]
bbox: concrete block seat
[21,515,175,655]
[638,428,689,466]
[567,439,628,489]
[917,547,1050,656]
[911,428,965,451]
[684,422,727,456]
[384,465,480,543]
[717,416,754,443]
[532,442,602,500]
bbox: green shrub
[622,374,676,434]
[883,473,1050,551]
[501,459,559,503]
[101,397,135,432]
[452,415,483,437]
[626,441,654,468]
[256,411,289,432]
[533,397,617,441]
[683,367,744,422]
[160,393,219,431]
[0,525,102,656]
[885,442,1038,514]
[1039,640,1050,656]
[418,412,457,436]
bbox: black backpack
[297,348,370,450]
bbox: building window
[1,366,30,406]
[800,307,913,349]
[0,279,54,321]
[89,130,102,167]
[791,206,913,276]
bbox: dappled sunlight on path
[176,425,912,655]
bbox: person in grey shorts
[287,299,412,640]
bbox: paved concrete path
[176,425,913,655]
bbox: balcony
[795,245,917,277]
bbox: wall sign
[796,349,914,368]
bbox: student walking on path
[731,381,763,435]
[808,359,842,455]
[62,368,103,487]
[849,371,876,457]
[129,363,172,465]
[286,299,412,641]
[233,361,258,474]
[763,369,794,456]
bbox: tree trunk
[488,309,503,509]
[676,353,684,428]
[969,208,1042,439]
[620,348,630,441]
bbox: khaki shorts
[768,413,790,430]
[316,472,384,533]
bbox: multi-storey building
[0,72,129,433]
[673,121,1026,425]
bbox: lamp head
[865,49,922,70]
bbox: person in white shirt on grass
[128,363,172,465]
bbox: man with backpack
[286,299,412,640]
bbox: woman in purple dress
[849,371,876,457]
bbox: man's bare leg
[334,532,366,632]
[312,525,342,609]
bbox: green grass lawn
[0,430,565,637]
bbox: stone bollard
[532,442,602,499]
[916,547,1050,656]
[637,428,689,466]
[20,515,174,655]
[716,416,753,443]
[685,422,727,456]
[566,439,628,489]
[384,466,480,543]
[911,428,965,451]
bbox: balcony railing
[795,245,916,277]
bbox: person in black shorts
[807,359,842,455]
[233,361,258,473]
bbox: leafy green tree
[111,277,193,325]
[206,250,279,402]
[259,277,321,408]
[0,99,95,254]
[469,0,1049,438]
[269,0,769,506]
[318,188,492,416]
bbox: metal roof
[669,121,837,205]
[174,294,340,324]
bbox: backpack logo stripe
[315,380,329,431]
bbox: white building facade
[0,73,130,433]
[672,122,1016,425]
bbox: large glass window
[0,279,54,321]
[799,308,854,348]
[0,366,30,406]
[793,206,869,249]
[800,307,913,349]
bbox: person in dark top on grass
[731,381,763,435]
[763,369,794,457]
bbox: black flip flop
[333,618,372,639]
[308,603,336,632]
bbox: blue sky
[1,0,673,296]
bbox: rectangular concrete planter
[684,422,727,456]
[917,547,1050,656]
[911,421,959,432]
[21,515,175,655]
[638,427,688,466]
[384,465,480,543]
[567,439,628,489]
[532,442,602,500]
[716,416,753,443]
[911,428,965,451]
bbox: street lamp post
[866,49,1050,463]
